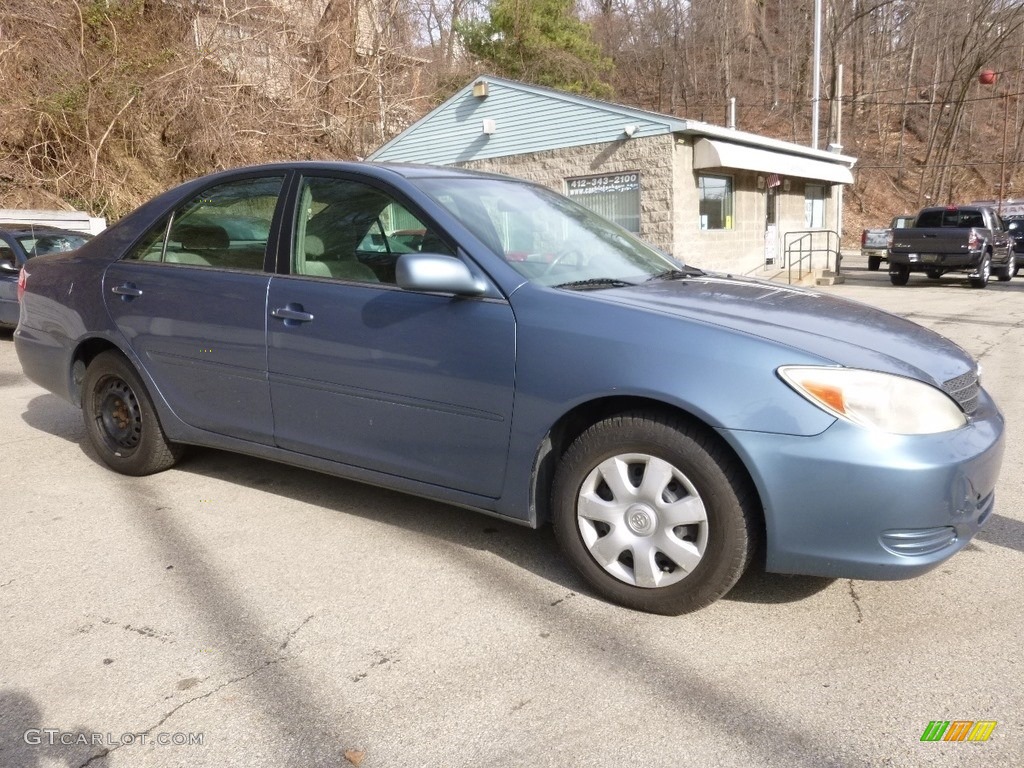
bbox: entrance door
[764,184,780,266]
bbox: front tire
[551,412,758,615]
[82,350,184,476]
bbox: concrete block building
[368,76,856,275]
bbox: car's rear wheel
[868,255,882,271]
[551,412,758,615]
[889,264,910,286]
[969,252,991,288]
[82,350,184,476]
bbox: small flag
[766,173,782,189]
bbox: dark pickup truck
[888,205,1016,287]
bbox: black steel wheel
[82,350,184,475]
[551,412,759,615]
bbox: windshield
[15,232,91,258]
[416,177,681,287]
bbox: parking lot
[1,254,1022,767]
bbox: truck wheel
[996,250,1015,282]
[926,268,942,280]
[889,264,910,286]
[969,253,991,288]
[868,255,881,271]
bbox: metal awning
[693,138,854,184]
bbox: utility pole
[812,0,822,149]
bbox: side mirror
[0,259,19,273]
[396,253,486,296]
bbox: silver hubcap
[576,453,708,589]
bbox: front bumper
[719,391,1005,579]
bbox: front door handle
[111,282,143,299]
[271,304,315,325]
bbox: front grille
[943,371,980,414]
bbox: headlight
[778,366,967,434]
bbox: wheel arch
[69,336,128,407]
[530,395,766,539]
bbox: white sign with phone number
[567,173,640,196]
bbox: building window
[565,172,641,233]
[805,184,826,228]
[698,174,733,230]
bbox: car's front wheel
[82,350,184,476]
[551,412,758,615]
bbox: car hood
[593,273,976,387]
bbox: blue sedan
[1,225,92,327]
[14,162,1005,614]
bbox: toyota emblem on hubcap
[626,505,656,535]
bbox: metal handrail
[782,230,841,284]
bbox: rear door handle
[271,304,315,324]
[111,283,143,298]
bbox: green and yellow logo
[921,720,997,742]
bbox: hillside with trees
[3,0,1024,244]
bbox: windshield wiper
[646,267,705,281]
[553,277,637,290]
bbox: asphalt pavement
[1,254,1022,767]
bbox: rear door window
[126,176,284,270]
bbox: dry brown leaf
[344,749,366,766]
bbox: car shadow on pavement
[726,568,836,604]
[976,513,1024,554]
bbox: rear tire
[889,264,910,286]
[551,412,758,615]
[925,268,942,280]
[868,255,881,271]
[82,350,184,476]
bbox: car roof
[184,160,521,185]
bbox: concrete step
[748,263,824,287]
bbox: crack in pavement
[75,613,318,767]
[847,580,864,624]
[279,612,316,652]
